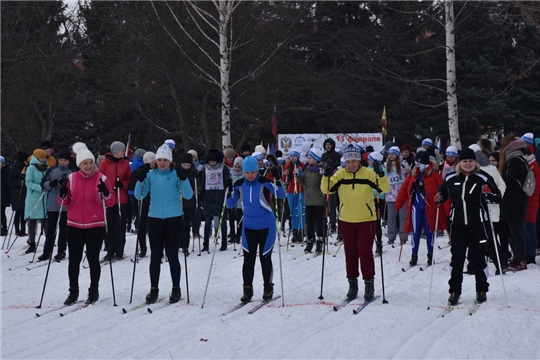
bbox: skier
[179,152,200,254]
[282,149,306,243]
[60,148,116,305]
[228,157,244,244]
[321,138,341,235]
[384,146,410,245]
[435,148,501,305]
[135,144,193,304]
[321,145,390,301]
[24,149,49,254]
[226,156,285,303]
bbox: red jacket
[60,170,116,229]
[395,162,448,233]
[526,160,540,223]
[282,162,306,194]
[97,154,131,204]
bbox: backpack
[515,157,536,197]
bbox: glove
[59,184,68,199]
[175,167,187,181]
[373,161,385,177]
[434,192,444,204]
[97,179,110,196]
[324,160,334,177]
[115,180,124,189]
[138,166,150,182]
[270,167,279,179]
[49,179,58,188]
[225,178,233,193]
[482,184,492,194]
[412,180,424,192]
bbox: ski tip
[122,308,127,314]
[147,308,153,313]
[35,313,41,317]
[59,313,65,317]
[333,306,339,311]
[401,268,406,272]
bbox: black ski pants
[67,226,105,289]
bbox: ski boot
[38,252,50,261]
[262,283,274,301]
[54,251,66,261]
[202,242,209,252]
[304,239,314,253]
[86,287,99,304]
[64,287,79,305]
[25,242,36,254]
[346,278,358,300]
[219,241,227,251]
[476,291,487,303]
[291,230,300,243]
[315,240,323,254]
[170,287,181,303]
[364,278,374,301]
[409,254,418,266]
[241,285,253,304]
[427,253,433,266]
[146,287,159,304]
[448,292,460,305]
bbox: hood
[323,138,336,152]
[474,151,489,167]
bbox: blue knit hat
[388,146,401,157]
[445,146,458,157]
[368,152,383,163]
[308,148,323,162]
[343,144,361,160]
[422,138,433,147]
[242,156,258,172]
[522,133,534,145]
[289,149,300,159]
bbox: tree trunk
[219,1,232,149]
[445,0,461,150]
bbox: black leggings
[242,228,273,287]
[67,226,105,289]
[504,219,526,260]
[14,210,26,234]
[147,216,183,288]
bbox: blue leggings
[411,200,433,255]
[287,192,305,231]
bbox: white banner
[277,133,384,156]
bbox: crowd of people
[1,131,539,306]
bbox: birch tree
[445,0,461,150]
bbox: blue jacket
[226,175,285,230]
[135,167,193,219]
[129,156,144,195]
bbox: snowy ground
[2,211,540,359]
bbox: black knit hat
[459,148,476,161]
[41,140,54,150]
[240,143,251,153]
[58,149,71,161]
[415,151,430,165]
[206,148,223,163]
[17,151,29,163]
[181,153,193,164]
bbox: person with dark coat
[201,148,230,252]
[8,152,28,236]
[128,148,146,233]
[436,148,501,305]
[321,138,342,234]
[499,136,532,271]
[1,156,10,236]
[179,152,200,254]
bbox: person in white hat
[441,145,459,180]
[383,146,410,245]
[135,144,193,304]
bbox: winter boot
[38,252,50,262]
[219,241,227,251]
[145,287,159,304]
[202,242,209,252]
[169,287,181,304]
[139,249,147,258]
[86,287,99,304]
[476,291,487,303]
[64,287,79,305]
[263,283,274,301]
[25,242,36,254]
[54,251,66,261]
[241,285,253,304]
[409,254,418,266]
[364,278,375,302]
[315,240,323,254]
[427,254,433,266]
[304,239,314,253]
[448,292,460,305]
[346,278,358,300]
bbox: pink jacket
[59,170,116,229]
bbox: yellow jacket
[321,166,390,223]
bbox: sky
[2,206,540,359]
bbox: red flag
[126,134,134,160]
[271,106,278,138]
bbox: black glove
[225,178,233,193]
[271,167,279,179]
[372,161,384,177]
[97,179,110,196]
[138,166,150,182]
[176,167,187,181]
[412,180,424,192]
[115,180,124,189]
[434,192,444,204]
[59,184,68,199]
[49,179,58,188]
[324,159,335,177]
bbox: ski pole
[36,197,65,308]
[273,178,285,307]
[29,223,45,263]
[398,194,413,263]
[193,176,198,254]
[2,205,16,250]
[427,204,440,310]
[318,181,330,300]
[116,178,122,219]
[375,172,388,304]
[201,189,228,308]
[103,197,117,307]
[487,204,508,308]
[3,178,24,250]
[129,183,144,304]
[333,243,342,257]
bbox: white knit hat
[143,151,156,164]
[156,144,173,162]
[254,145,266,154]
[445,146,458,157]
[187,149,198,160]
[71,142,88,154]
[522,132,534,145]
[76,149,95,167]
[164,139,176,149]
